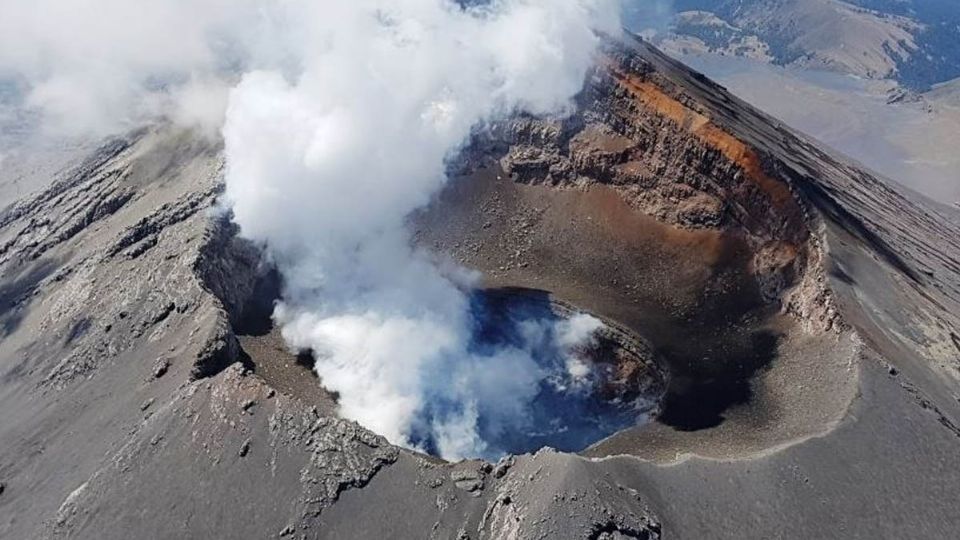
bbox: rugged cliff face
[2,35,960,539]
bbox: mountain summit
[2,33,960,539]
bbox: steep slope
[670,54,960,203]
[1,34,959,539]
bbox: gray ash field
[2,35,960,539]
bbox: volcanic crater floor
[235,162,860,463]
[411,164,860,461]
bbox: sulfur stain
[608,67,794,210]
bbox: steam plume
[0,0,623,460]
[223,0,621,460]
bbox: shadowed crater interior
[431,286,667,455]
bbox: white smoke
[223,0,621,460]
[557,314,606,386]
[622,0,675,36]
[0,0,623,460]
[1,0,223,135]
